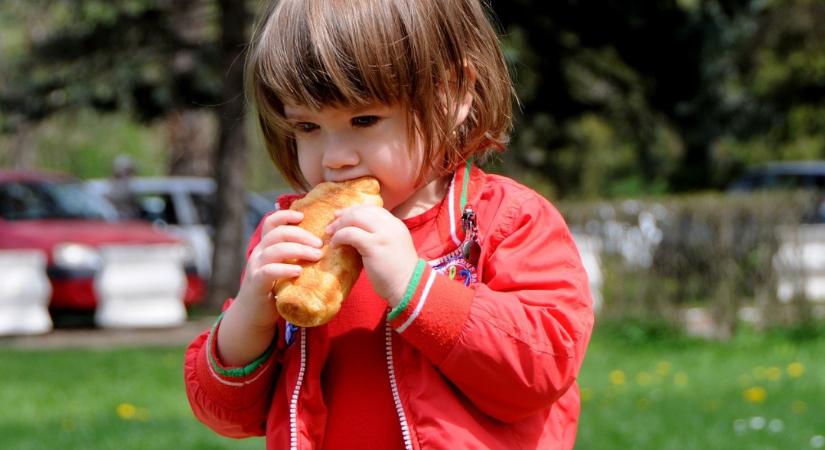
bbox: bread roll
[272,177,382,327]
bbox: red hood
[0,220,181,252]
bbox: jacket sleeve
[184,316,280,437]
[388,193,594,422]
[183,213,281,437]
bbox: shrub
[560,191,820,337]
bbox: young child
[184,0,594,449]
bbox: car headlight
[180,243,196,266]
[53,243,103,271]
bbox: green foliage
[1,0,824,197]
[0,109,167,179]
[0,0,224,128]
[702,0,825,183]
[490,0,825,197]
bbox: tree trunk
[206,0,250,309]
[166,0,215,177]
[166,108,216,176]
[8,121,37,169]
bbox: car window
[734,172,824,191]
[136,193,179,225]
[0,181,116,221]
[191,191,274,236]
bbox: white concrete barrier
[775,224,825,302]
[572,233,604,312]
[0,250,53,336]
[94,244,188,328]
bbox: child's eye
[293,122,319,133]
[351,115,380,127]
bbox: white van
[86,177,279,278]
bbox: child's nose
[321,141,360,170]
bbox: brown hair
[246,0,515,190]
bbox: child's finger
[259,242,324,264]
[257,262,303,281]
[327,206,384,235]
[329,226,374,255]
[261,209,304,235]
[260,224,323,248]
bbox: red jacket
[184,164,594,449]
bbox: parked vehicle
[729,161,825,191]
[728,160,825,222]
[86,176,278,278]
[0,170,204,327]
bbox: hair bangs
[254,0,413,112]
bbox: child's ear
[453,62,477,128]
[441,62,477,128]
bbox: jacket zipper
[289,328,307,450]
[385,321,414,450]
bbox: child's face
[285,102,437,217]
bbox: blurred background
[1,0,824,449]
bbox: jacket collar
[433,161,486,248]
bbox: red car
[0,170,204,318]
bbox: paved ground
[0,315,217,350]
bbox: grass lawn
[1,327,824,449]
[0,346,264,450]
[576,327,825,450]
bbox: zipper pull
[460,206,481,265]
[461,207,476,232]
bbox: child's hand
[327,205,419,307]
[234,209,325,329]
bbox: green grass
[576,327,825,450]
[0,346,264,450]
[1,328,824,449]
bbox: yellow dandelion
[766,367,782,381]
[116,402,137,420]
[743,386,767,404]
[580,387,594,403]
[673,371,689,387]
[791,400,807,414]
[609,370,626,386]
[636,371,653,386]
[655,361,671,376]
[787,362,805,378]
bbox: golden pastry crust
[272,177,382,327]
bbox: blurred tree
[489,0,825,197]
[492,0,711,198]
[0,0,253,308]
[709,0,825,183]
[0,0,222,170]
